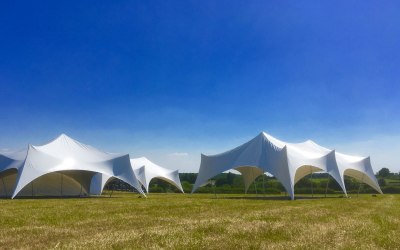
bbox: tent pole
[1,177,7,197]
[213,180,217,199]
[213,182,216,198]
[251,168,258,196]
[109,183,114,198]
[254,177,258,196]
[262,173,266,197]
[255,181,258,195]
[60,173,63,196]
[310,166,314,198]
[325,175,330,198]
[357,175,364,198]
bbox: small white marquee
[90,157,184,194]
[131,157,184,193]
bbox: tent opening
[234,166,264,194]
[293,165,325,197]
[294,165,324,185]
[0,168,18,197]
[147,177,183,193]
[16,170,97,197]
[101,177,142,194]
[343,169,381,195]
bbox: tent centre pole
[325,175,330,198]
[254,177,258,196]
[262,173,266,197]
[254,180,258,196]
[212,180,217,199]
[1,177,7,197]
[357,175,364,198]
[310,166,314,198]
[251,168,258,196]
[107,182,113,198]
[61,173,63,196]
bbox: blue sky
[1,1,400,172]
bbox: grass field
[1,193,399,249]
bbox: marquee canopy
[131,157,184,193]
[7,134,144,198]
[192,132,382,199]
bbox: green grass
[1,193,400,249]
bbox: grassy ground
[1,193,399,249]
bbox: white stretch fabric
[131,157,184,193]
[192,132,382,199]
[11,134,145,198]
[90,157,184,194]
[0,150,27,196]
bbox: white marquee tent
[192,132,382,199]
[90,157,184,194]
[131,157,184,193]
[2,134,145,198]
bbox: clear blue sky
[1,1,399,172]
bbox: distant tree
[377,168,391,177]
[179,173,197,184]
[181,181,193,192]
[378,178,386,187]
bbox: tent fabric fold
[131,157,184,193]
[192,132,382,199]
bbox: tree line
[106,167,400,194]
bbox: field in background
[145,172,400,194]
[1,193,399,249]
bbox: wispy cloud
[168,152,189,157]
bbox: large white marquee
[0,134,145,198]
[192,132,382,199]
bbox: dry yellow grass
[0,193,399,249]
